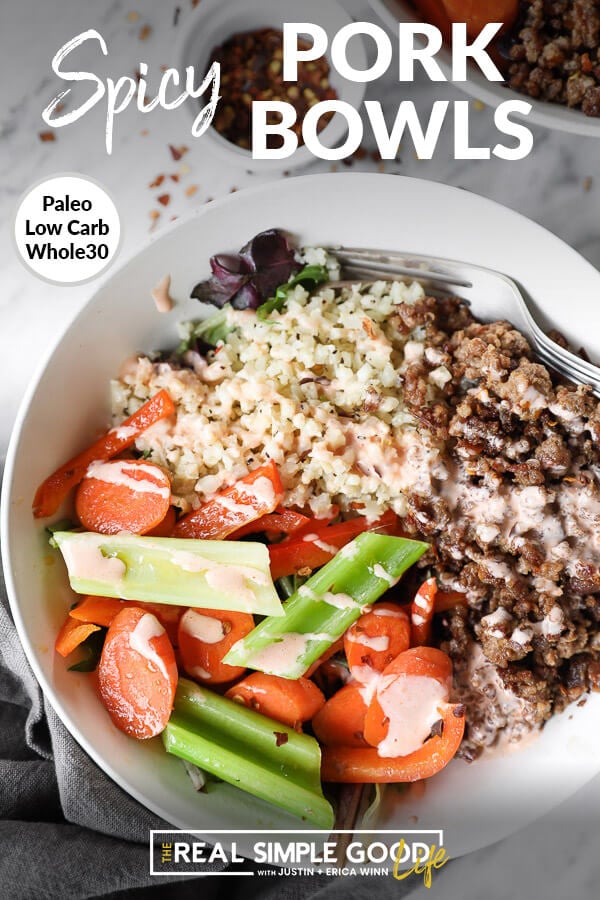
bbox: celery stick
[224,533,428,678]
[53,531,283,616]
[163,678,334,829]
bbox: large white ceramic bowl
[370,0,600,138]
[3,173,600,861]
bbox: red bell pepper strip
[33,389,175,519]
[410,578,437,646]
[320,701,465,782]
[173,461,283,540]
[228,507,311,540]
[268,510,398,581]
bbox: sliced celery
[163,678,334,829]
[224,533,428,678]
[53,531,283,616]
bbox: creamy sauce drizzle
[85,460,170,499]
[180,609,225,644]
[246,632,335,675]
[61,539,126,583]
[129,613,169,679]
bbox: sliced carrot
[344,602,411,675]
[173,461,283,540]
[33,390,175,519]
[321,702,465,783]
[225,673,325,728]
[146,505,177,537]
[410,578,437,646]
[434,589,469,614]
[74,459,171,535]
[178,607,255,684]
[68,594,184,645]
[268,510,399,581]
[55,615,100,657]
[312,683,369,748]
[412,0,453,42]
[363,647,453,749]
[97,606,178,739]
[440,0,518,37]
[69,596,126,628]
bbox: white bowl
[370,0,600,138]
[3,173,600,860]
[177,0,367,173]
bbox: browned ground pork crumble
[507,0,600,116]
[396,296,600,759]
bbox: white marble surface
[1,0,600,897]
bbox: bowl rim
[368,0,600,138]
[175,0,368,171]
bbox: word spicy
[42,30,220,154]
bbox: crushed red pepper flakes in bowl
[209,27,338,151]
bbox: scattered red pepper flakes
[149,174,165,188]
[149,209,160,221]
[191,0,200,7]
[584,176,593,192]
[185,184,198,197]
[170,174,180,182]
[127,11,140,22]
[39,131,56,142]
[157,193,170,206]
[139,24,152,41]
[169,144,188,161]
[141,129,149,136]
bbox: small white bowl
[178,0,367,173]
[370,0,600,138]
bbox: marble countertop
[2,1,600,897]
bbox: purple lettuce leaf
[191,229,300,310]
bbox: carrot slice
[74,459,171,535]
[312,683,369,748]
[410,578,437,646]
[440,0,518,37]
[70,595,184,645]
[225,673,325,729]
[363,647,453,749]
[97,606,178,739]
[412,0,453,42]
[321,702,465,783]
[69,596,126,628]
[344,602,411,675]
[145,505,177,537]
[173,461,283,540]
[33,390,175,519]
[55,615,100,657]
[178,607,255,684]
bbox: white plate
[369,0,600,138]
[3,173,600,861]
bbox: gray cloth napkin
[0,463,424,900]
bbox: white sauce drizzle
[372,563,396,586]
[151,273,174,313]
[85,460,170,500]
[247,632,335,676]
[322,591,357,611]
[129,614,169,680]
[375,674,449,758]
[180,610,225,644]
[346,631,390,652]
[61,539,126,584]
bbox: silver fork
[325,247,600,397]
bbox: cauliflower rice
[112,277,447,520]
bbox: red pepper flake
[149,209,160,220]
[170,174,180,182]
[191,0,200,7]
[169,144,188,161]
[149,174,165,188]
[584,176,593,192]
[185,184,198,197]
[139,24,152,41]
[274,731,288,747]
[39,131,56,142]
[157,193,170,206]
[127,11,140,22]
[140,129,149,136]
